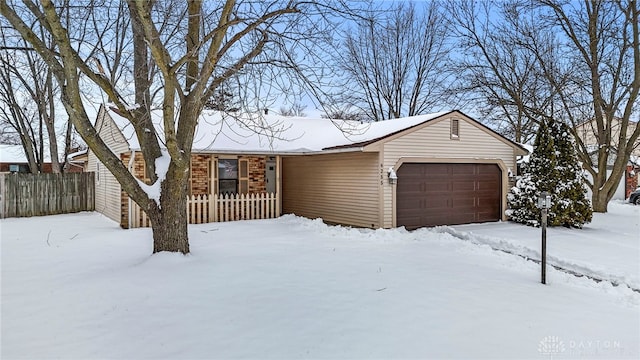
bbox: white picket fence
[129,192,279,228]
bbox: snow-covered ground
[1,204,639,359]
[450,201,640,290]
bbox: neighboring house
[583,150,640,200]
[0,144,53,173]
[516,142,639,200]
[574,117,640,199]
[625,157,639,197]
[89,105,527,230]
[1,144,86,174]
[575,117,640,157]
[65,149,88,172]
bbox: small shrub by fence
[129,192,279,228]
[0,172,95,219]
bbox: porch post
[276,155,282,216]
[209,155,215,196]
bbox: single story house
[0,144,86,174]
[88,105,528,230]
[0,144,55,173]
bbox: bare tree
[531,0,640,212]
[451,0,640,212]
[447,0,552,144]
[0,0,353,254]
[0,61,39,173]
[0,26,63,172]
[335,2,451,121]
[279,102,307,117]
[322,106,367,121]
[203,79,241,112]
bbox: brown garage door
[396,163,501,229]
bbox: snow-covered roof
[0,144,60,163]
[67,149,88,162]
[106,108,452,153]
[0,144,57,163]
[0,144,26,162]
[517,144,534,164]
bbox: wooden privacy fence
[0,172,95,219]
[129,192,279,228]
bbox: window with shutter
[218,159,238,194]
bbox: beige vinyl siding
[576,119,640,157]
[282,152,380,228]
[380,115,517,228]
[87,107,130,223]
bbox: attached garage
[396,163,502,229]
[282,110,528,229]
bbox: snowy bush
[507,119,592,228]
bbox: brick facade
[120,152,147,228]
[190,154,210,195]
[246,156,266,193]
[120,152,274,227]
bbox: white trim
[127,150,136,228]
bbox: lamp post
[537,191,551,284]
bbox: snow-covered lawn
[1,205,639,359]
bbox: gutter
[127,147,366,156]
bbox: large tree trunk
[590,163,626,212]
[591,188,610,213]
[44,117,60,173]
[18,132,39,174]
[148,162,190,254]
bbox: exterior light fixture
[388,167,398,185]
[537,191,551,210]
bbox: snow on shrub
[507,119,592,228]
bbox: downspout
[127,150,136,228]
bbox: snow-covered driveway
[1,206,638,359]
[450,201,640,290]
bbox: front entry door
[266,159,276,194]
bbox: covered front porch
[124,153,282,228]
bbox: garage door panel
[398,183,424,193]
[398,198,422,210]
[452,197,476,208]
[421,213,450,225]
[449,212,477,225]
[425,182,450,192]
[420,163,448,174]
[452,165,475,175]
[397,163,501,229]
[477,211,499,222]
[478,165,500,175]
[476,183,499,191]
[452,181,475,191]
[475,194,498,202]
